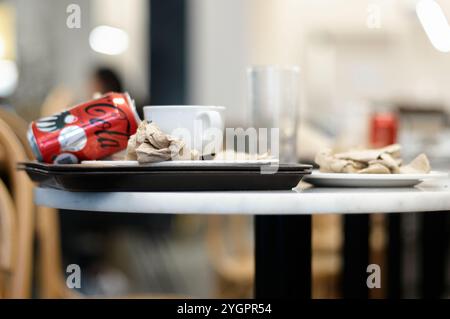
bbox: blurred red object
[370,112,398,148]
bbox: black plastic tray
[19,161,312,192]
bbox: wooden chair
[36,206,80,298]
[0,108,33,159]
[206,216,254,298]
[0,179,16,298]
[0,108,69,298]
[0,109,33,173]
[312,215,343,298]
[0,109,46,299]
[0,118,34,298]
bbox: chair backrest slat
[0,117,34,298]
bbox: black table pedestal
[421,211,448,298]
[343,214,370,299]
[254,215,311,299]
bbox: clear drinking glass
[247,66,300,163]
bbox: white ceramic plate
[81,159,279,167]
[303,170,449,187]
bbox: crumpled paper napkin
[315,144,431,174]
[126,120,199,163]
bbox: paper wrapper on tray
[126,121,199,163]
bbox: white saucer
[302,170,449,187]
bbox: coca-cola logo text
[83,103,131,149]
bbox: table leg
[420,211,448,298]
[387,213,402,298]
[343,214,370,299]
[254,215,311,299]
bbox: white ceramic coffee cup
[143,105,225,155]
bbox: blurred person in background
[0,96,14,111]
[89,67,123,97]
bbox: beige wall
[188,0,450,131]
[188,0,252,126]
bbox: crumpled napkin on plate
[315,144,431,174]
[126,120,199,163]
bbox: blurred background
[0,0,449,298]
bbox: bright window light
[416,0,450,52]
[0,37,5,58]
[89,25,129,55]
[0,59,18,97]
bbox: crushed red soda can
[28,92,140,164]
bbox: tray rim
[23,165,310,192]
[22,165,311,176]
[18,161,312,173]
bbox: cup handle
[196,110,222,131]
[196,111,223,153]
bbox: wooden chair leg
[36,206,72,298]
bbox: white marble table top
[34,179,450,215]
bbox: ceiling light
[416,0,450,52]
[89,25,129,55]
